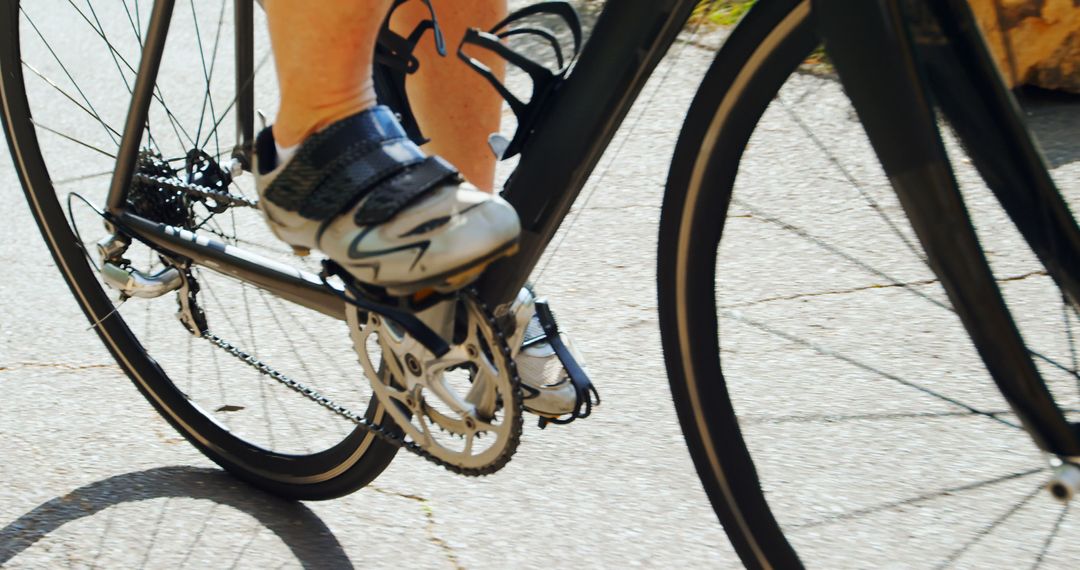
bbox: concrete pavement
[2,2,1080,568]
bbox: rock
[968,0,1080,93]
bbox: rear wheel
[0,0,399,499]
[660,0,1080,566]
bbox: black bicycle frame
[108,0,703,316]
[104,0,1080,457]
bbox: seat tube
[106,0,176,214]
[815,0,1080,457]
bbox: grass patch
[692,0,756,27]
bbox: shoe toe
[319,183,520,288]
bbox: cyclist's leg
[261,1,595,419]
[390,0,506,191]
[265,0,505,192]
[264,0,389,149]
[259,0,520,293]
[389,1,597,422]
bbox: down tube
[476,0,701,309]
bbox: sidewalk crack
[370,487,464,570]
[0,362,114,374]
[720,270,1047,309]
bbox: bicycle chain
[201,289,524,477]
[133,172,259,210]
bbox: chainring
[349,291,524,473]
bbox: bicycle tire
[660,0,1080,567]
[0,1,399,500]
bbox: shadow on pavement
[1016,87,1080,169]
[0,466,353,568]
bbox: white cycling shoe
[253,106,520,295]
[509,287,599,424]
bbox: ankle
[274,94,379,148]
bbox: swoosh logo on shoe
[347,226,431,271]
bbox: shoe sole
[382,238,521,296]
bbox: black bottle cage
[373,0,446,145]
[458,1,583,160]
[374,1,582,158]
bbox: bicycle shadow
[0,466,353,568]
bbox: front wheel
[659,0,1080,566]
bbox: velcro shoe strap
[296,139,425,220]
[263,106,427,221]
[354,156,461,226]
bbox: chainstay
[201,288,524,476]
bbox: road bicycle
[2,0,1079,567]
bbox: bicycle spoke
[788,467,1044,531]
[731,198,951,311]
[200,50,272,151]
[777,93,930,268]
[53,169,114,186]
[30,119,116,159]
[189,0,227,158]
[20,61,122,142]
[65,1,193,152]
[724,309,1023,430]
[81,0,136,94]
[731,199,1080,379]
[200,279,281,448]
[120,0,143,47]
[20,8,120,148]
[937,485,1042,569]
[1031,503,1069,569]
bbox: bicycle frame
[102,0,702,321]
[94,0,1080,457]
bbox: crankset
[347,289,524,474]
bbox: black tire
[0,1,398,500]
[660,0,1080,567]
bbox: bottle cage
[458,2,583,160]
[375,1,582,159]
[373,0,446,145]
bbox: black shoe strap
[261,106,458,224]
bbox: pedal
[532,300,600,429]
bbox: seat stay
[106,0,175,214]
[816,0,1080,457]
[232,0,256,167]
